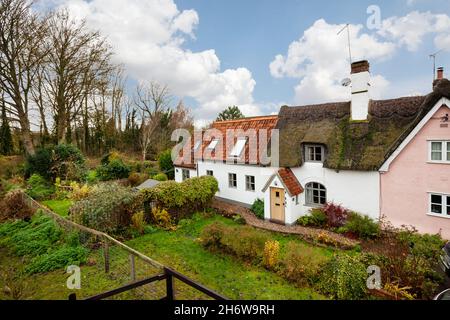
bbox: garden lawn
[42,200,73,217]
[127,213,333,300]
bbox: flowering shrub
[263,240,280,270]
[323,203,348,228]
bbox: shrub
[128,172,149,186]
[200,222,269,263]
[152,173,168,182]
[97,158,131,181]
[150,207,174,230]
[25,144,86,181]
[0,190,34,221]
[200,222,225,250]
[69,183,143,234]
[158,150,174,180]
[263,240,280,270]
[131,211,146,234]
[317,254,369,300]
[142,176,218,221]
[232,214,246,225]
[280,241,327,285]
[297,208,327,227]
[323,203,349,228]
[251,199,264,219]
[339,212,380,239]
[69,182,91,201]
[26,174,54,200]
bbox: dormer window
[429,141,450,163]
[230,138,247,157]
[207,139,219,151]
[305,144,324,162]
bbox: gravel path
[211,198,359,249]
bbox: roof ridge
[214,115,278,124]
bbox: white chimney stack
[350,60,370,121]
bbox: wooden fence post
[130,254,136,282]
[103,241,110,273]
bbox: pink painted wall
[381,104,450,239]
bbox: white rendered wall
[174,167,198,183]
[197,160,277,206]
[291,163,380,221]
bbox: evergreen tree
[216,105,245,121]
[0,101,13,155]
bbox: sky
[37,0,450,127]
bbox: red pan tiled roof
[277,168,303,196]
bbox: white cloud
[44,0,258,123]
[270,19,395,104]
[378,11,450,51]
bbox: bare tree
[43,10,113,144]
[134,82,172,161]
[0,0,50,154]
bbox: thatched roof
[277,79,450,171]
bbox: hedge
[141,176,218,220]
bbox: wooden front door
[270,187,285,223]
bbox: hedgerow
[142,176,218,221]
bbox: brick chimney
[350,60,370,121]
[433,67,445,89]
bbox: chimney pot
[437,67,444,80]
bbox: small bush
[153,173,168,182]
[0,190,34,221]
[263,240,280,270]
[323,203,348,228]
[251,199,264,219]
[200,222,269,263]
[25,144,86,181]
[158,150,174,180]
[69,182,91,201]
[26,174,54,200]
[131,211,146,234]
[339,212,380,240]
[128,172,149,186]
[297,208,327,227]
[150,207,173,230]
[317,254,369,300]
[97,158,131,181]
[280,241,326,285]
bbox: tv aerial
[337,23,353,65]
[429,49,443,80]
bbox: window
[182,169,190,181]
[305,144,324,162]
[228,173,237,188]
[429,193,450,216]
[207,139,219,150]
[305,182,326,206]
[245,175,255,191]
[206,170,214,176]
[230,138,247,157]
[429,141,450,162]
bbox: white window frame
[305,144,325,163]
[229,138,247,157]
[427,192,450,218]
[207,139,219,151]
[206,170,213,176]
[305,182,326,206]
[228,173,237,189]
[428,140,450,164]
[245,175,255,192]
[182,169,190,181]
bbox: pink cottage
[380,68,450,239]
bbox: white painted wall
[197,160,277,206]
[174,167,198,183]
[291,162,380,221]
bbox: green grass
[126,213,332,300]
[41,200,73,217]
